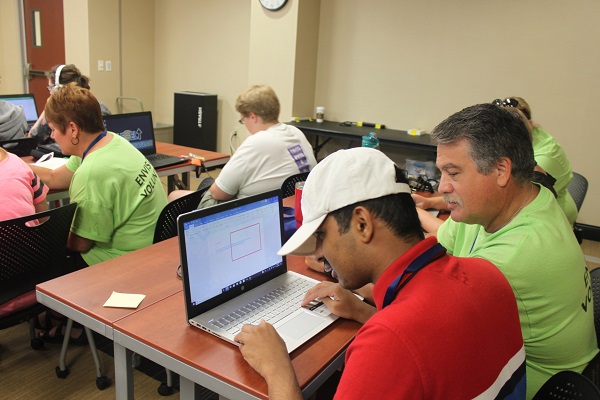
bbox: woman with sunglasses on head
[29,64,111,145]
[494,97,577,226]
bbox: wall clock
[259,0,288,12]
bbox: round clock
[259,0,288,11]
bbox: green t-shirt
[437,185,598,399]
[532,126,577,225]
[66,132,167,265]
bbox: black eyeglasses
[238,116,246,124]
[492,98,520,108]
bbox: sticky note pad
[103,291,146,309]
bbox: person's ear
[496,157,512,187]
[352,206,374,243]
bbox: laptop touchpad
[278,312,323,340]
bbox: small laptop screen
[103,112,156,155]
[182,193,284,307]
[0,94,38,122]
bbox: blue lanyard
[382,242,446,309]
[82,131,107,160]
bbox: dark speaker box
[173,91,218,151]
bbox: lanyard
[382,242,447,309]
[82,131,107,160]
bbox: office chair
[145,186,210,395]
[153,186,209,243]
[581,267,600,387]
[0,203,77,348]
[0,137,38,157]
[0,203,111,390]
[280,171,310,198]
[0,204,110,390]
[567,172,588,244]
[568,172,589,212]
[591,268,600,348]
[532,370,600,399]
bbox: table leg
[114,342,134,400]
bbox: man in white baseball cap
[234,147,526,400]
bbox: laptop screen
[178,190,286,313]
[0,94,39,123]
[103,111,157,155]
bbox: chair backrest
[0,137,38,157]
[567,172,589,212]
[532,370,600,399]
[590,268,600,347]
[153,188,208,243]
[0,203,77,305]
[280,171,310,198]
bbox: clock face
[259,0,288,11]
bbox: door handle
[26,63,48,80]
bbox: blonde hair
[0,147,7,161]
[235,85,280,123]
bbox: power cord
[229,129,239,154]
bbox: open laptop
[103,111,186,169]
[177,189,338,353]
[0,94,39,131]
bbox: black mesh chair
[567,172,588,243]
[280,171,310,198]
[533,370,600,399]
[0,137,38,157]
[591,268,600,348]
[153,186,209,243]
[146,185,209,395]
[568,172,589,212]
[0,203,77,346]
[0,203,111,390]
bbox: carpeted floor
[0,321,217,399]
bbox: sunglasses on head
[492,98,520,108]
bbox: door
[22,0,65,115]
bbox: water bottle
[361,132,380,149]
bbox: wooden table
[112,256,360,400]
[25,142,230,201]
[36,228,361,399]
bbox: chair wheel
[96,376,111,390]
[158,383,174,396]
[30,338,44,350]
[56,365,70,379]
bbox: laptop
[0,137,38,157]
[178,190,338,353]
[103,111,186,169]
[0,94,39,131]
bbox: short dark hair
[431,103,535,185]
[330,171,424,241]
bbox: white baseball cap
[278,147,412,256]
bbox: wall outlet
[97,60,104,71]
[105,60,112,71]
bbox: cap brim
[277,214,327,256]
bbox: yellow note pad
[103,291,146,309]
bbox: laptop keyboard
[209,277,314,335]
[146,153,171,161]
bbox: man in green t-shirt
[416,103,598,399]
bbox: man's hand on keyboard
[234,321,302,400]
[302,281,376,324]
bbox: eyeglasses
[492,98,520,108]
[238,116,246,124]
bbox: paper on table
[103,291,146,309]
[428,209,440,217]
[34,157,69,170]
